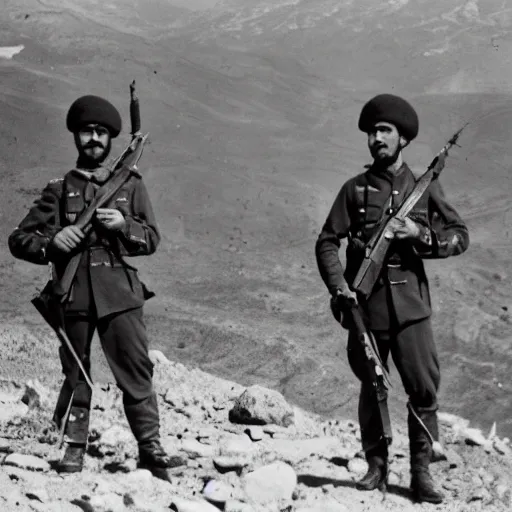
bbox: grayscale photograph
[0,0,511,510]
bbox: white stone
[438,412,470,431]
[242,461,297,504]
[89,493,126,512]
[149,350,171,365]
[125,469,153,483]
[213,456,250,473]
[220,435,257,457]
[3,453,50,472]
[463,427,491,447]
[181,439,218,459]
[202,479,233,504]
[170,497,221,511]
[224,500,257,512]
[347,458,367,475]
[0,438,11,453]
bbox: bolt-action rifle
[345,302,393,445]
[351,124,468,299]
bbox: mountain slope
[0,0,511,439]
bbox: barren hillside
[0,0,511,441]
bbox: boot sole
[55,465,83,474]
[412,490,444,504]
[356,480,387,492]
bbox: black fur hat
[66,95,122,138]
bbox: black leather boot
[408,405,444,504]
[410,469,444,504]
[356,444,388,491]
[56,405,90,474]
[139,440,186,469]
[56,444,86,473]
[124,393,186,478]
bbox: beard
[370,143,401,168]
[75,137,112,169]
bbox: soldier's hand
[51,225,85,253]
[96,208,126,231]
[330,285,358,325]
[385,217,421,240]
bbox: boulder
[229,385,294,427]
[242,461,297,505]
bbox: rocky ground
[0,351,511,512]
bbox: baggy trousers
[347,316,440,453]
[53,306,160,445]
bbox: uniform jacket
[315,162,469,330]
[8,167,160,318]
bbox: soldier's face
[367,122,407,163]
[75,124,111,163]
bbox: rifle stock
[347,304,392,444]
[352,124,468,298]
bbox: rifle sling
[52,165,135,300]
[353,167,437,292]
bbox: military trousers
[347,316,440,453]
[53,306,156,438]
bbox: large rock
[242,461,297,505]
[3,453,50,472]
[229,385,294,427]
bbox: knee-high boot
[55,381,91,473]
[408,405,444,504]
[123,392,185,472]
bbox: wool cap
[66,95,122,137]
[358,94,419,141]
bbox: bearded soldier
[8,95,185,475]
[315,94,469,503]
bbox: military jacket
[8,168,161,318]
[315,162,469,330]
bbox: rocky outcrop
[0,350,511,511]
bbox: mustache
[83,142,105,150]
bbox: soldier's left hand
[96,208,126,231]
[386,217,421,240]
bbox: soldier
[315,94,469,503]
[8,95,185,475]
